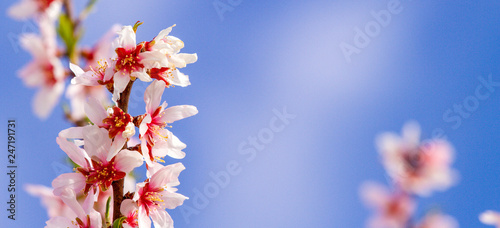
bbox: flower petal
[144,80,166,114]
[114,149,143,173]
[161,105,198,123]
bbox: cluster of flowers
[9,0,198,227]
[360,122,459,228]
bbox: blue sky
[1,0,500,227]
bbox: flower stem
[112,80,134,221]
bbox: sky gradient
[1,0,500,227]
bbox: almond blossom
[18,16,65,119]
[146,25,198,87]
[480,210,500,227]
[45,188,102,228]
[25,184,77,219]
[132,162,188,228]
[139,80,198,165]
[66,25,119,120]
[59,97,135,160]
[52,127,142,195]
[376,122,457,196]
[360,182,415,228]
[109,25,166,102]
[8,0,61,21]
[416,212,458,228]
[120,199,140,228]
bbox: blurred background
[1,0,500,227]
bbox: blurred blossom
[65,84,108,120]
[66,25,120,120]
[360,181,415,228]
[480,210,500,227]
[416,212,459,228]
[45,188,102,228]
[18,16,65,119]
[25,184,77,219]
[376,122,457,196]
[8,0,61,21]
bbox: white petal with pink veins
[170,69,191,87]
[164,130,187,159]
[150,209,174,228]
[56,137,89,167]
[131,70,152,82]
[112,72,131,103]
[159,191,188,210]
[150,163,185,189]
[114,149,143,173]
[84,97,108,126]
[138,207,152,228]
[178,53,198,66]
[161,105,198,123]
[140,51,168,69]
[52,173,86,196]
[144,80,166,114]
[120,199,138,217]
[116,26,136,49]
[45,216,75,228]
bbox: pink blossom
[146,25,197,88]
[110,25,166,102]
[360,182,415,228]
[133,163,188,228]
[25,184,77,219]
[59,97,135,160]
[376,122,457,196]
[139,80,198,165]
[8,0,61,21]
[121,199,139,228]
[480,210,500,227]
[66,25,119,120]
[18,16,65,119]
[66,84,109,120]
[52,127,142,195]
[416,212,458,228]
[45,188,102,228]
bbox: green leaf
[57,13,77,62]
[112,216,127,228]
[105,196,112,226]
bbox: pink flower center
[115,44,144,74]
[138,183,165,215]
[102,106,133,138]
[149,67,172,87]
[125,210,139,228]
[43,63,57,86]
[38,0,56,10]
[77,157,126,193]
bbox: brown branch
[112,80,134,222]
[117,81,134,113]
